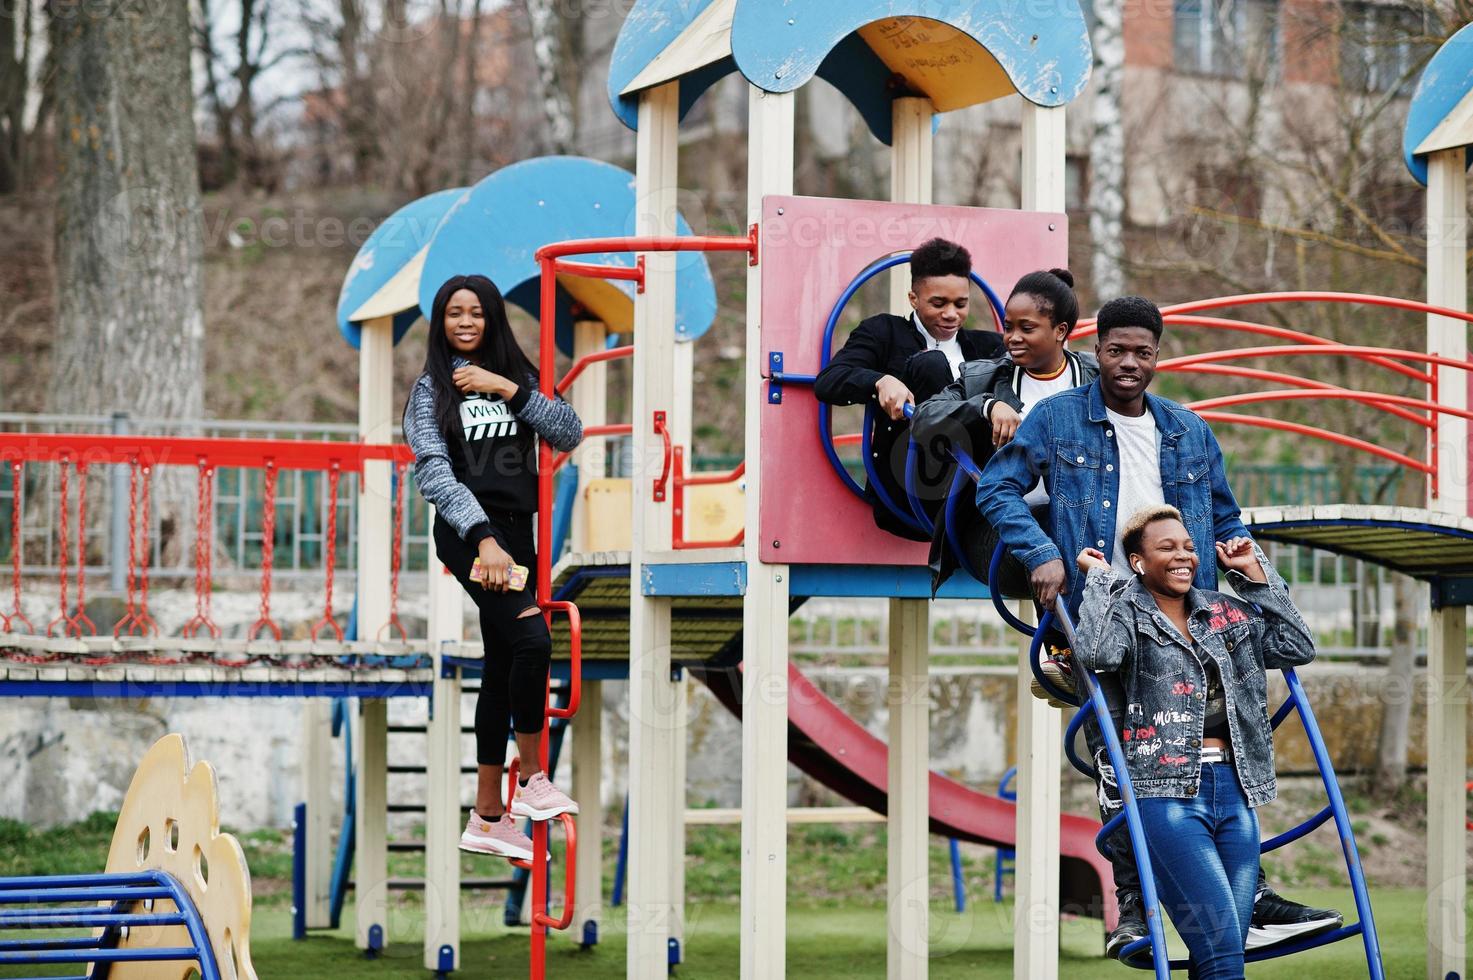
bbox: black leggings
[433,512,551,765]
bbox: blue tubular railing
[0,869,220,978]
[1034,603,1174,979]
[984,535,1384,977]
[793,251,1007,532]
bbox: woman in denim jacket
[1073,504,1315,980]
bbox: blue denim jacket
[1072,562,1316,806]
[976,380,1249,611]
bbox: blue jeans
[1137,763,1260,980]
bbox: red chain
[182,460,220,640]
[247,463,281,641]
[45,458,70,638]
[380,461,408,641]
[6,461,32,634]
[114,460,158,638]
[310,464,344,642]
[70,462,95,638]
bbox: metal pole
[108,412,130,592]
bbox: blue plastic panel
[1403,21,1473,186]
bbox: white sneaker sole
[459,833,532,862]
[511,799,579,821]
[1245,915,1341,951]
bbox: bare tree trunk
[523,0,574,153]
[0,0,31,193]
[50,0,206,556]
[1088,0,1126,302]
[337,0,381,181]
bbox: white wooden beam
[887,597,930,979]
[354,314,394,953]
[886,93,935,980]
[669,673,689,961]
[627,79,682,979]
[1424,147,1468,980]
[301,699,333,929]
[740,83,794,980]
[1015,103,1066,980]
[571,680,604,947]
[424,551,465,971]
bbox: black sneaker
[1105,894,1149,959]
[1246,885,1343,951]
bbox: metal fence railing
[0,415,1433,657]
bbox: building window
[1065,155,1088,212]
[1174,0,1280,78]
[1340,3,1424,95]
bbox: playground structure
[1,6,1473,980]
[0,734,259,979]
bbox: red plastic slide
[690,660,1117,927]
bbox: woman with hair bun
[911,267,1096,594]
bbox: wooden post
[354,314,394,952]
[1424,147,1468,980]
[740,83,794,980]
[301,699,333,928]
[569,316,607,946]
[627,79,681,978]
[887,597,930,978]
[424,547,465,970]
[570,319,608,554]
[571,679,604,946]
[886,94,935,980]
[669,672,689,961]
[1015,103,1066,980]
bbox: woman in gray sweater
[403,274,583,862]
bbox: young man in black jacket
[813,238,1004,539]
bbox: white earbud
[1133,561,1144,575]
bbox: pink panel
[758,195,1067,566]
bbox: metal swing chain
[182,460,220,641]
[5,460,32,635]
[310,464,344,643]
[380,461,408,643]
[247,462,281,643]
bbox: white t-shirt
[913,314,964,380]
[1017,371,1075,420]
[1018,370,1075,507]
[1105,406,1165,575]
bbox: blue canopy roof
[608,0,1091,144]
[1403,21,1473,187]
[335,156,718,354]
[336,187,464,348]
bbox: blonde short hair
[1120,504,1185,564]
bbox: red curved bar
[1196,411,1431,474]
[1074,315,1429,383]
[682,460,745,486]
[1170,364,1429,427]
[1186,389,1471,425]
[1161,344,1473,375]
[544,600,581,720]
[652,411,672,502]
[1078,291,1473,328]
[556,345,634,394]
[553,258,644,287]
[533,228,759,264]
[551,423,633,472]
[532,813,578,931]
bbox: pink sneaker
[459,811,532,861]
[511,772,579,820]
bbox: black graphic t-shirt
[446,386,539,514]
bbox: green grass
[0,816,1464,977]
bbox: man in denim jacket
[977,296,1341,956]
